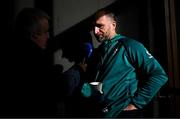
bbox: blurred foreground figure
[0,8,59,117]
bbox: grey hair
[14,7,50,39]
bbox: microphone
[82,42,93,64]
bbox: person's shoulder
[119,35,143,48]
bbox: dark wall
[175,0,180,71]
[1,0,14,76]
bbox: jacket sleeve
[62,65,81,97]
[125,39,168,109]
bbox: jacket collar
[102,34,125,46]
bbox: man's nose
[94,27,99,34]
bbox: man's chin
[97,37,105,43]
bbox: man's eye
[100,25,104,29]
[96,24,103,29]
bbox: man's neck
[110,33,118,40]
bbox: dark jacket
[1,38,59,117]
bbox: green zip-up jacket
[84,34,168,117]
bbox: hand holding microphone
[82,42,93,64]
[79,42,93,72]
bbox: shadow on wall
[49,0,144,66]
[49,0,125,65]
[50,16,93,64]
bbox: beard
[97,37,106,43]
[95,34,106,43]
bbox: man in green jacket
[81,8,168,118]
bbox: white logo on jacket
[146,50,153,58]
